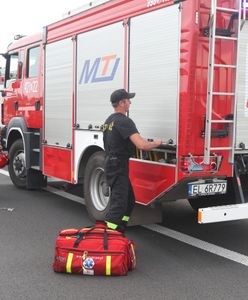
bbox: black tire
[8,139,26,189]
[188,178,235,211]
[84,151,110,221]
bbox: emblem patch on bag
[82,257,95,275]
[83,257,95,269]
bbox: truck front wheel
[8,139,26,189]
[84,151,110,221]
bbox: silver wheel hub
[90,167,109,211]
[13,152,26,178]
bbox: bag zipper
[59,232,123,238]
[57,247,125,255]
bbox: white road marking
[1,168,248,266]
[44,186,85,205]
[0,169,9,177]
[0,207,14,212]
[143,224,248,267]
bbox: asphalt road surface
[1,171,248,300]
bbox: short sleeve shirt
[103,113,139,158]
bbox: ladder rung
[211,92,235,96]
[214,64,237,69]
[216,7,239,13]
[210,147,232,151]
[211,120,234,124]
[204,2,241,165]
[215,36,238,41]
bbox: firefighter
[103,89,162,232]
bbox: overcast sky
[0,0,95,66]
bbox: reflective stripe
[106,221,118,230]
[122,216,129,222]
[130,244,136,269]
[66,253,74,273]
[106,256,111,275]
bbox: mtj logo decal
[79,54,120,84]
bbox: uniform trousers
[104,155,135,232]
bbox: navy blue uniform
[103,112,138,231]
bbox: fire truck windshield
[6,53,18,88]
[0,67,4,88]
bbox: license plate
[188,181,227,197]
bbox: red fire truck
[0,0,248,224]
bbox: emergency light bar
[62,0,110,18]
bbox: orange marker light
[198,210,202,223]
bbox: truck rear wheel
[8,139,26,189]
[188,178,235,211]
[84,151,110,221]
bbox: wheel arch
[7,128,24,151]
[6,117,27,151]
[77,145,104,184]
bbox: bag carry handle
[73,232,84,248]
[73,226,96,248]
[104,229,108,250]
[73,227,108,250]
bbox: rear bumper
[154,176,227,204]
[198,203,248,224]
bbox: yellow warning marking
[66,253,74,273]
[106,256,111,275]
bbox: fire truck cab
[0,33,43,188]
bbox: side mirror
[17,61,23,79]
[0,90,6,97]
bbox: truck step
[198,203,248,224]
[31,166,41,171]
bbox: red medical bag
[53,223,136,276]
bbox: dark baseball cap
[110,89,136,104]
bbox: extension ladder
[204,0,244,166]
